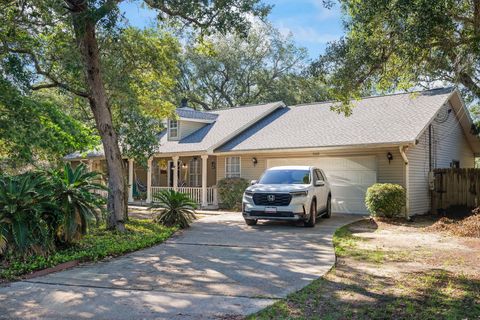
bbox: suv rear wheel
[245,218,257,226]
[304,200,316,227]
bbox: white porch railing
[151,186,218,206]
[93,189,108,198]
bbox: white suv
[242,166,332,227]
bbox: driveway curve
[0,213,360,320]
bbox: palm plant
[0,172,55,255]
[52,163,107,243]
[150,190,197,228]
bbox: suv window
[259,169,311,184]
[314,169,324,181]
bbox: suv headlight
[290,191,308,197]
[244,190,254,197]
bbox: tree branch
[9,47,90,98]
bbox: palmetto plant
[52,163,107,243]
[0,173,55,255]
[150,190,197,228]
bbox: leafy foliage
[314,0,480,114]
[365,183,406,218]
[150,190,197,228]
[0,172,56,256]
[217,177,250,210]
[0,219,176,280]
[0,78,98,166]
[177,22,329,109]
[0,164,107,256]
[51,163,106,243]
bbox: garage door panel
[267,156,377,214]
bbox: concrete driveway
[0,213,360,319]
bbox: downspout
[399,145,410,220]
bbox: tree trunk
[69,1,126,231]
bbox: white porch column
[87,160,93,172]
[146,158,152,203]
[172,156,179,191]
[128,159,134,203]
[201,155,208,208]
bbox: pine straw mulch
[426,211,480,238]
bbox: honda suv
[242,166,332,227]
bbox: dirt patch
[250,218,480,320]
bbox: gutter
[399,145,410,219]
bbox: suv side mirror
[250,180,258,185]
[315,180,325,187]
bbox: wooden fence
[431,168,480,213]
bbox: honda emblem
[267,194,275,202]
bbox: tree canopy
[314,0,480,114]
[177,22,329,109]
[0,77,98,167]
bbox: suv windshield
[259,169,311,184]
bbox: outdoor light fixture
[252,157,258,166]
[211,161,216,170]
[182,162,187,169]
[387,152,393,164]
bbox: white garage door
[267,156,377,214]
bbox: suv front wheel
[245,218,258,226]
[304,200,316,227]
[322,196,332,219]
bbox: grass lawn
[0,219,177,281]
[248,217,480,320]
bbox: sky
[118,0,345,60]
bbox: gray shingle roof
[65,102,284,160]
[217,88,456,152]
[64,147,105,160]
[156,102,285,153]
[176,107,218,121]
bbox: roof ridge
[208,101,283,112]
[291,87,455,108]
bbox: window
[168,119,178,138]
[450,160,460,169]
[314,169,325,181]
[225,156,241,178]
[259,169,311,184]
[189,158,201,187]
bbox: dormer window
[168,119,178,139]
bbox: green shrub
[0,172,57,256]
[365,183,406,218]
[51,163,106,243]
[217,177,249,210]
[150,190,197,228]
[0,163,106,256]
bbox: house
[66,88,480,215]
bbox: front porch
[127,155,218,209]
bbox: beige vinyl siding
[407,103,475,215]
[179,120,207,139]
[432,103,475,168]
[216,148,405,187]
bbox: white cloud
[275,21,341,44]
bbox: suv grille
[253,193,292,206]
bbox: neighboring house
[66,88,480,215]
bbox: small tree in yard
[365,183,406,218]
[150,190,197,229]
[217,177,250,210]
